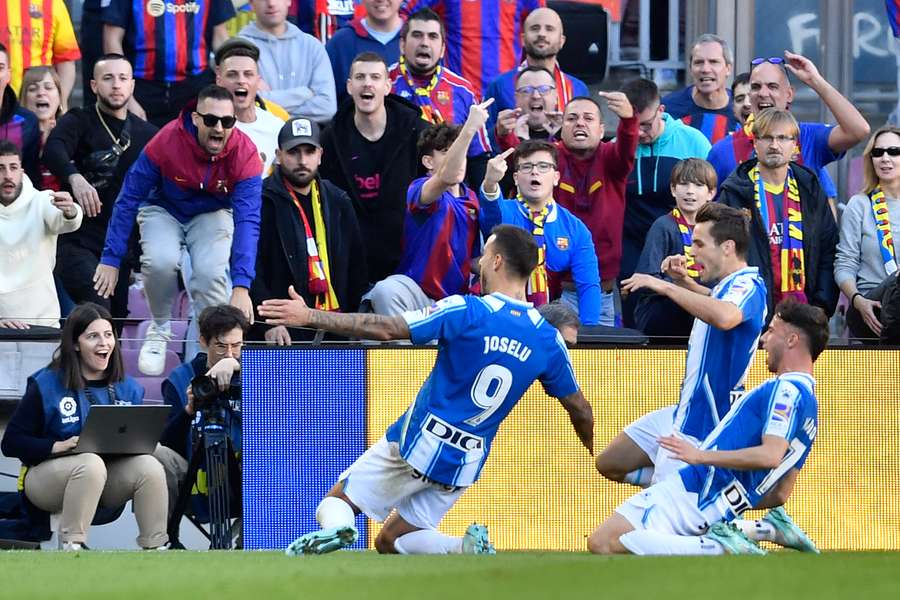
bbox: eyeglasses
[516,161,556,174]
[756,134,796,145]
[195,112,237,129]
[871,146,900,158]
[638,105,661,130]
[751,57,785,67]
[515,84,556,96]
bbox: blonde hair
[751,107,799,140]
[861,126,900,195]
[21,66,64,119]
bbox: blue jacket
[1,368,144,467]
[326,17,401,106]
[478,190,601,324]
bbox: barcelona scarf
[671,208,699,278]
[520,198,551,306]
[868,186,899,276]
[399,56,444,124]
[517,60,574,111]
[751,165,806,300]
[284,179,340,311]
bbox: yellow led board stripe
[366,348,900,551]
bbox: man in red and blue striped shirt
[401,0,544,97]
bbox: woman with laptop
[1,303,169,550]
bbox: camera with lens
[81,146,123,191]
[190,373,241,413]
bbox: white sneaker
[139,322,172,376]
[62,542,83,552]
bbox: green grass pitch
[3,551,899,599]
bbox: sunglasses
[195,112,237,129]
[751,57,785,67]
[871,146,900,158]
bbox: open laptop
[68,405,170,455]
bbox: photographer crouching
[153,305,246,549]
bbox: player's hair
[417,123,461,159]
[774,300,829,360]
[21,67,64,120]
[198,305,249,344]
[402,8,446,43]
[52,303,125,391]
[350,52,389,77]
[731,71,750,93]
[670,158,717,191]
[515,65,554,85]
[861,126,900,194]
[694,203,750,259]
[563,96,604,123]
[197,84,235,106]
[489,224,539,281]
[538,301,580,332]
[751,108,799,140]
[689,33,733,67]
[0,139,22,160]
[621,78,660,114]
[512,139,558,169]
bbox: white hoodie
[0,175,82,326]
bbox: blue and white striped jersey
[674,266,767,441]
[384,293,579,487]
[680,373,818,522]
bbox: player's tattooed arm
[558,390,595,455]
[258,286,411,340]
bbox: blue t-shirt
[384,293,579,486]
[674,266,767,441]
[680,373,818,522]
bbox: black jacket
[319,94,430,282]
[718,160,839,317]
[250,171,368,339]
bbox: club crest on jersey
[29,4,43,18]
[436,90,450,104]
[556,237,569,250]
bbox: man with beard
[484,7,588,148]
[251,117,368,344]
[717,108,839,318]
[43,54,159,323]
[389,9,490,188]
[94,85,263,376]
[0,140,81,328]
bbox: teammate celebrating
[597,203,766,486]
[259,224,594,555]
[587,300,827,556]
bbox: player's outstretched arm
[558,390,595,455]
[258,286,411,341]
[658,434,788,471]
[623,274,742,330]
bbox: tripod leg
[167,440,205,548]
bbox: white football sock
[733,519,777,542]
[623,467,654,488]
[619,530,725,556]
[393,530,463,554]
[315,496,355,530]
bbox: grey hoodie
[239,21,337,122]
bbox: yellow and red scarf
[285,179,340,311]
[521,198,551,305]
[869,186,899,276]
[671,208,699,278]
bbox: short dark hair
[52,303,125,391]
[731,71,750,93]
[774,300,829,360]
[92,53,131,78]
[198,305,249,343]
[197,84,234,106]
[350,51,388,76]
[564,96,604,121]
[0,140,22,160]
[694,202,750,259]
[621,78,660,114]
[670,158,717,190]
[489,224,539,281]
[215,38,260,66]
[418,123,461,158]
[402,8,446,43]
[512,139,558,168]
[515,65,554,86]
[538,301,580,332]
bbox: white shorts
[339,437,466,530]
[615,477,710,538]
[623,405,675,464]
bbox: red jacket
[554,115,639,282]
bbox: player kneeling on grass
[587,300,827,556]
[259,225,594,555]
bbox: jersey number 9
[465,364,513,426]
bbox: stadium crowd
[0,0,899,550]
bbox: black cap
[215,37,260,66]
[278,117,322,150]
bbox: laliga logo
[59,397,77,418]
[147,0,201,18]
